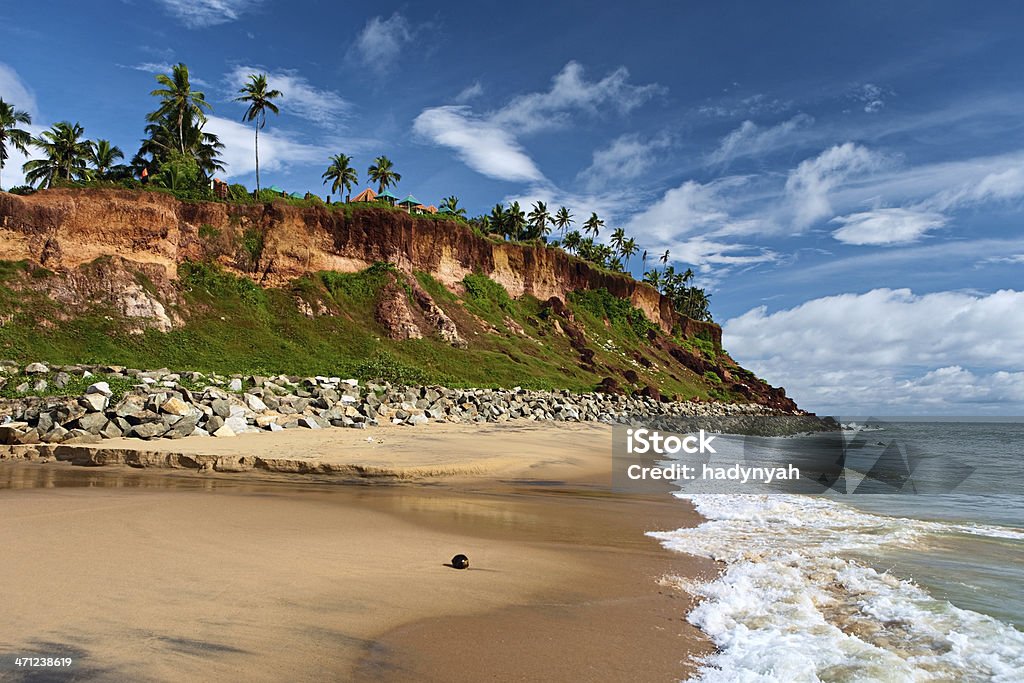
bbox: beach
[0,422,715,681]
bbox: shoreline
[0,422,718,681]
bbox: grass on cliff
[0,260,721,397]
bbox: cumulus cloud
[414,62,661,183]
[784,143,886,228]
[352,13,412,75]
[412,106,544,183]
[225,66,350,127]
[578,133,671,190]
[708,113,813,164]
[723,288,1024,413]
[155,0,263,28]
[830,208,947,246]
[204,115,325,179]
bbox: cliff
[0,188,797,411]
[0,188,674,331]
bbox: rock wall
[0,189,681,332]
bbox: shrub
[568,288,657,339]
[6,185,36,195]
[354,352,433,385]
[462,273,511,310]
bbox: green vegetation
[568,288,658,339]
[0,259,728,399]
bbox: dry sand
[0,422,716,681]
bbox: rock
[160,397,192,416]
[86,381,113,397]
[41,425,69,443]
[165,416,199,439]
[114,395,147,418]
[408,414,429,426]
[224,415,250,433]
[0,424,29,445]
[228,378,243,392]
[24,362,49,374]
[15,382,29,393]
[80,393,108,413]
[205,416,225,432]
[32,379,48,393]
[76,412,108,434]
[213,425,236,438]
[298,417,321,429]
[268,422,284,432]
[129,422,167,439]
[211,399,231,418]
[100,420,123,439]
[243,393,268,412]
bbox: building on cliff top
[351,188,377,203]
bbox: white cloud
[0,62,38,117]
[454,81,483,103]
[850,83,892,113]
[414,62,661,183]
[928,166,1024,212]
[226,66,350,128]
[708,113,814,164]
[204,115,325,179]
[784,142,887,228]
[353,13,412,75]
[578,133,671,190]
[697,93,792,119]
[830,208,947,246]
[723,288,1024,413]
[978,254,1024,265]
[155,0,263,28]
[624,179,732,242]
[412,106,543,182]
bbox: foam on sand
[650,494,1024,682]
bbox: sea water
[650,421,1024,682]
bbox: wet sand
[0,423,715,681]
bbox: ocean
[650,421,1024,682]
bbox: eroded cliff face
[0,189,675,330]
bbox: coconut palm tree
[149,63,212,156]
[138,116,225,179]
[527,201,550,239]
[88,139,124,179]
[441,195,467,218]
[0,99,32,189]
[22,122,91,188]
[235,73,282,194]
[562,230,582,255]
[506,201,527,241]
[621,237,639,271]
[609,227,626,263]
[322,153,358,201]
[554,206,573,237]
[489,203,507,238]
[367,155,401,193]
[582,212,604,239]
[641,249,648,274]
[660,249,670,272]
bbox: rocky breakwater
[0,361,817,454]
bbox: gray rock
[100,420,123,439]
[243,393,268,412]
[24,362,49,374]
[76,412,108,434]
[228,378,243,392]
[213,425,236,438]
[86,381,113,397]
[205,415,225,432]
[298,416,321,429]
[80,393,108,413]
[211,399,231,418]
[130,422,168,439]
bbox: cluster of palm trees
[321,154,403,201]
[0,100,129,188]
[642,254,712,321]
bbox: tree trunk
[254,124,260,194]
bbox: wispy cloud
[0,62,38,117]
[352,13,413,75]
[849,83,893,113]
[154,0,263,28]
[454,81,484,103]
[204,115,326,179]
[225,66,351,128]
[707,113,814,164]
[412,106,544,183]
[578,133,672,191]
[830,208,947,246]
[414,61,662,183]
[784,142,888,228]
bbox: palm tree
[583,212,604,239]
[562,230,582,254]
[527,201,551,239]
[642,269,661,289]
[441,195,467,218]
[507,201,527,241]
[621,237,639,271]
[489,203,507,238]
[138,117,225,179]
[22,122,91,188]
[88,139,124,179]
[235,73,282,194]
[660,249,670,272]
[367,155,401,193]
[609,227,626,263]
[149,63,212,156]
[641,249,648,274]
[554,206,573,237]
[322,153,358,201]
[0,99,32,189]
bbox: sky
[2,1,1024,415]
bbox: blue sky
[2,1,1024,414]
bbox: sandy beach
[0,422,715,681]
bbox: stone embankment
[0,361,818,452]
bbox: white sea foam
[650,494,1024,682]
